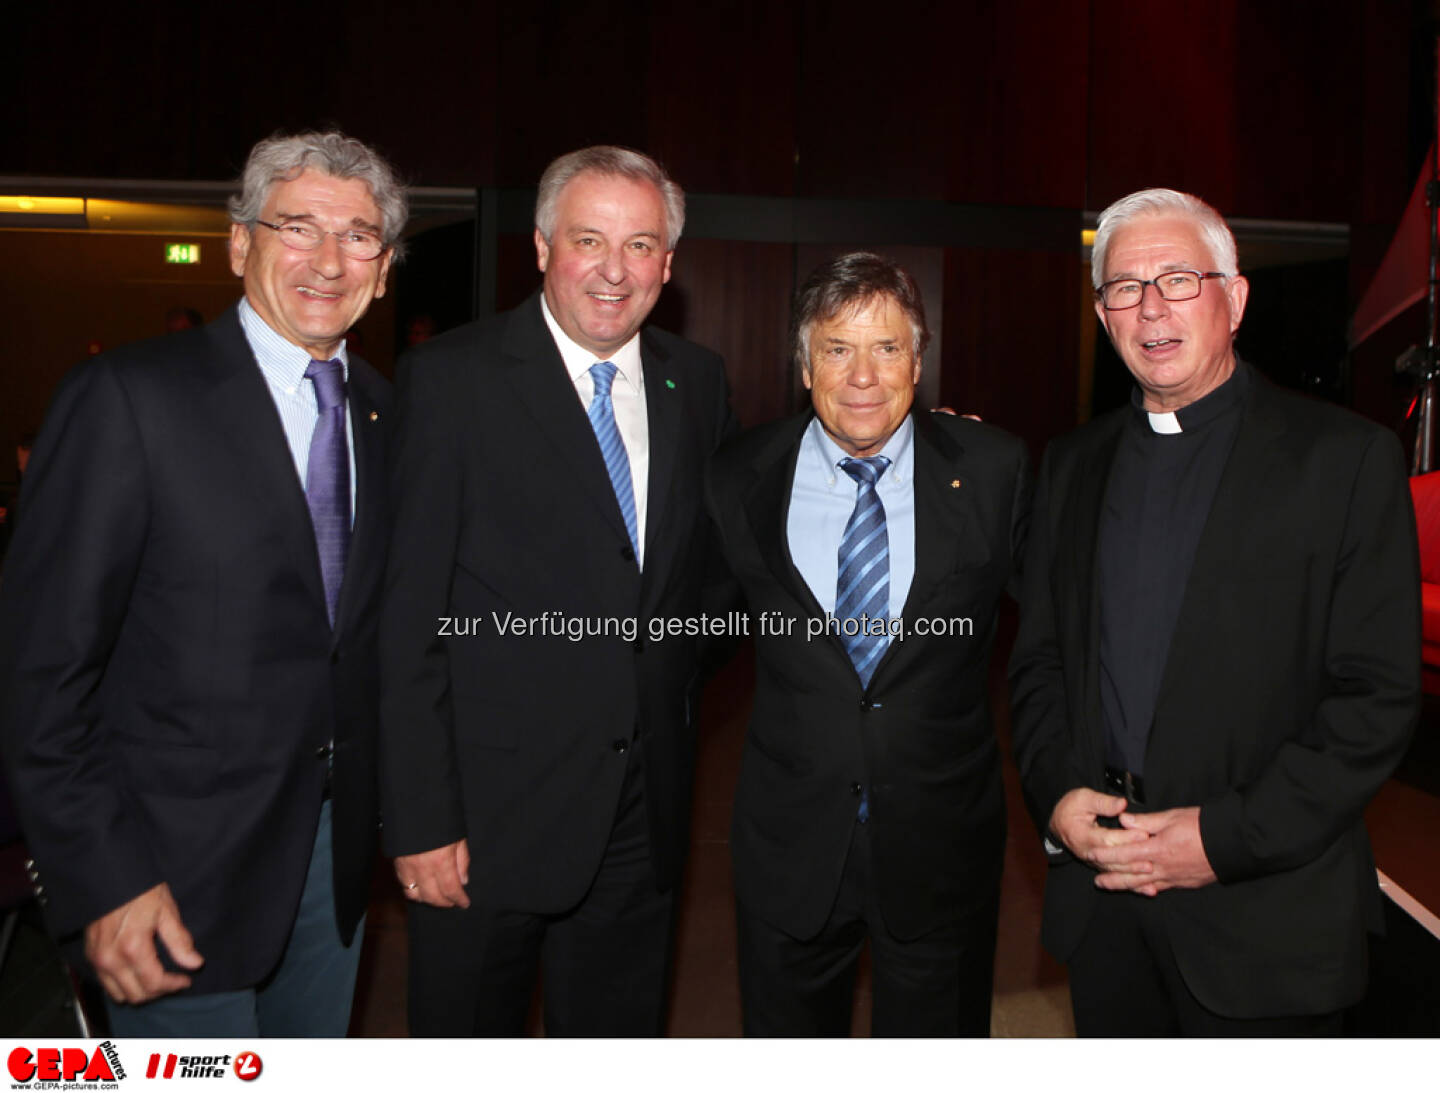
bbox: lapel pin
[950,479,961,489]
[369,410,379,422]
[665,379,676,389]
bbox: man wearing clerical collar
[1011,187,1419,1036]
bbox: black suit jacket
[0,306,390,992]
[1010,366,1420,1019]
[379,294,733,909]
[705,410,1031,941]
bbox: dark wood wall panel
[940,247,1080,459]
[659,240,796,431]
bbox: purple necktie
[305,358,350,626]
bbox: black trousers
[1067,889,1345,1037]
[736,820,1000,1037]
[406,739,676,1036]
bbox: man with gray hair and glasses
[0,130,406,1036]
[1010,187,1419,1035]
[381,145,733,1035]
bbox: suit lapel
[498,297,633,547]
[332,364,385,641]
[641,329,679,563]
[901,413,976,616]
[1066,414,1125,760]
[741,413,831,624]
[196,308,329,618]
[874,414,990,682]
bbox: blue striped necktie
[587,361,639,564]
[305,358,350,627]
[836,455,892,687]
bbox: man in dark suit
[1010,188,1420,1036]
[0,131,405,1036]
[705,253,1030,1035]
[380,145,734,1036]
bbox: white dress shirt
[541,294,651,567]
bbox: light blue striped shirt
[786,415,916,620]
[238,298,356,516]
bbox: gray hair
[535,146,685,251]
[792,252,930,371]
[227,130,409,260]
[1091,188,1237,289]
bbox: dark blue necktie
[305,358,350,627]
[587,361,639,564]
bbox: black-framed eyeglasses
[1096,270,1227,311]
[255,219,388,261]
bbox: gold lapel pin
[950,478,961,489]
[369,410,379,422]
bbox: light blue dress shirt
[238,298,356,517]
[786,415,916,620]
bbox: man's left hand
[1091,806,1217,896]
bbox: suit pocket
[113,734,221,798]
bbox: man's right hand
[395,839,471,908]
[1049,788,1152,873]
[84,882,204,1004]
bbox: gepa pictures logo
[7,1043,121,1084]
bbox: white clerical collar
[1147,411,1182,435]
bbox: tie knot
[839,455,890,488]
[590,360,618,398]
[306,358,346,410]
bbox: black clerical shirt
[1097,362,1250,774]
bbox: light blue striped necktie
[587,361,639,564]
[836,455,892,687]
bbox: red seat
[1409,471,1440,693]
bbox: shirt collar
[238,297,350,391]
[540,293,644,393]
[802,413,915,490]
[1130,358,1248,435]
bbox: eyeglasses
[255,219,388,261]
[1096,270,1227,311]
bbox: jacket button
[613,739,629,754]
[850,782,863,796]
[330,649,341,664]
[620,545,635,562]
[858,697,872,711]
[316,743,332,760]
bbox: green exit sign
[165,243,201,264]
